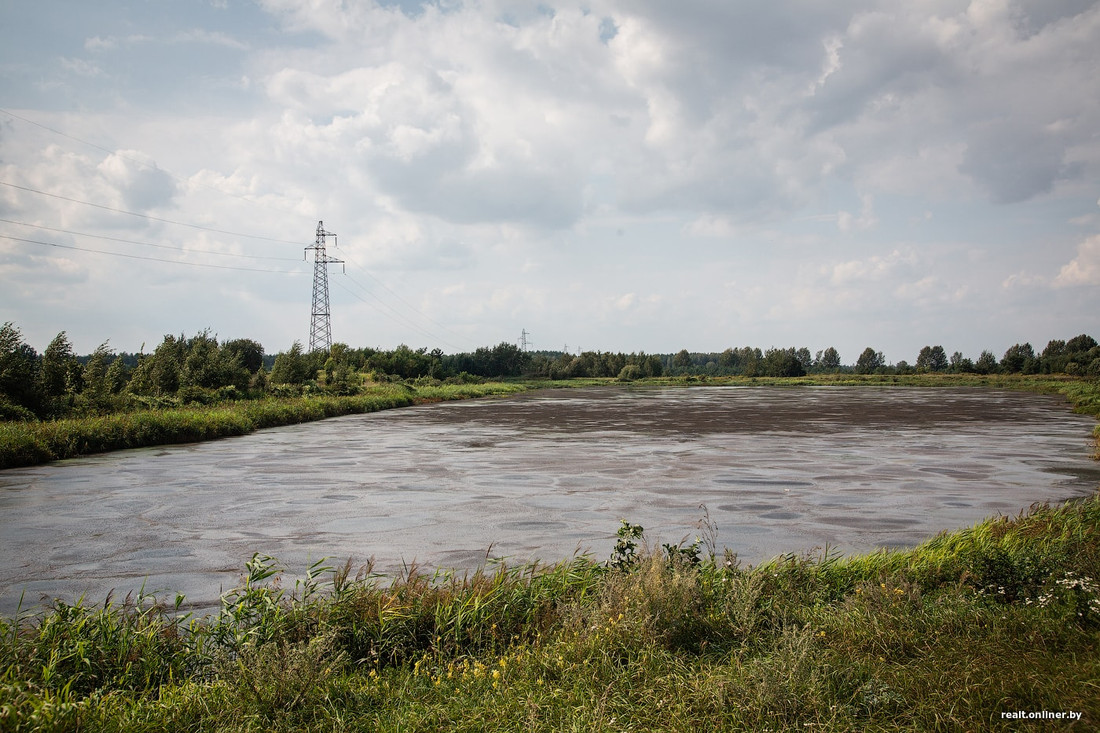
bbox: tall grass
[3,497,1099,730]
[0,382,528,469]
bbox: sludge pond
[1,386,1098,616]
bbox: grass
[0,382,528,469]
[2,497,1099,731]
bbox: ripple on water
[0,386,1096,616]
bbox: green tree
[81,342,114,408]
[816,347,841,372]
[105,354,129,394]
[738,347,762,377]
[974,350,999,374]
[949,351,975,373]
[40,331,77,400]
[1065,334,1097,354]
[916,345,948,372]
[0,322,40,414]
[855,347,885,374]
[222,338,265,374]
[1001,343,1037,374]
[270,341,314,385]
[181,331,225,390]
[617,364,642,381]
[794,347,812,374]
[763,347,806,377]
[717,348,737,373]
[128,335,186,396]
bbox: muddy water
[1,387,1097,615]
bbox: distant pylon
[304,220,344,354]
[519,328,530,352]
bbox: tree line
[1,320,1096,420]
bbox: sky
[1,0,1098,363]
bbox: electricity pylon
[304,220,344,354]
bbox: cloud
[1054,234,1100,287]
[97,150,177,211]
[4,0,1100,357]
[836,193,876,232]
[59,57,103,77]
[829,248,915,285]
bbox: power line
[0,107,307,221]
[0,180,303,245]
[1,233,304,274]
[343,262,471,346]
[331,278,462,350]
[0,217,302,261]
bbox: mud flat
[1,386,1097,615]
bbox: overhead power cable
[0,107,306,221]
[0,217,302,261]
[343,263,471,346]
[0,180,302,245]
[331,278,462,351]
[1,233,304,274]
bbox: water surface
[0,386,1097,615]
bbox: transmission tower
[304,220,344,354]
[519,328,531,352]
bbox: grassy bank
[0,382,528,469]
[2,496,1098,730]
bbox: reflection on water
[0,386,1097,615]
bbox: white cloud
[829,248,915,285]
[1054,234,1100,287]
[836,193,877,232]
[97,150,177,211]
[59,57,103,77]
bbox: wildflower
[493,669,501,679]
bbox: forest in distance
[1,319,1098,422]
